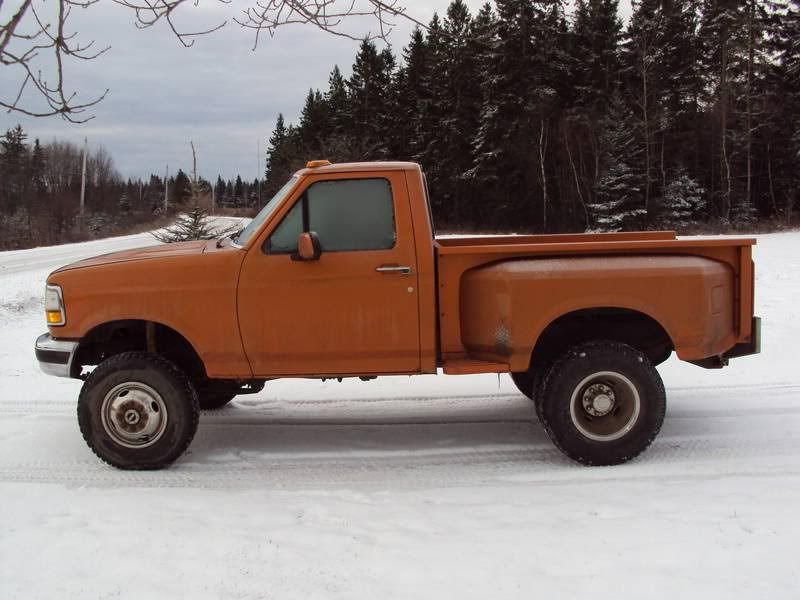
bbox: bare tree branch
[1,0,110,122]
[1,0,417,121]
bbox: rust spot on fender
[494,321,513,356]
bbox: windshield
[235,176,298,247]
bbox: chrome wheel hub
[582,383,616,416]
[100,382,168,449]
[569,371,641,442]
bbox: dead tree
[1,0,418,122]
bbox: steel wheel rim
[569,371,641,442]
[100,382,168,449]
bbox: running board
[442,359,510,375]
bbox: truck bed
[433,231,756,372]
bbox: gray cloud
[0,1,628,181]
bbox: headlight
[44,284,66,326]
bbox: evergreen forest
[264,0,800,233]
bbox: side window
[267,178,395,254]
[267,200,302,253]
[308,179,395,251]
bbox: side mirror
[293,231,321,261]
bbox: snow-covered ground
[1,229,798,599]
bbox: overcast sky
[0,1,630,182]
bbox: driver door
[237,171,421,376]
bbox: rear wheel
[537,341,665,466]
[77,352,199,470]
[509,371,534,398]
[510,363,552,422]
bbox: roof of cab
[294,161,421,177]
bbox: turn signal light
[44,284,66,326]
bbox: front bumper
[35,333,78,378]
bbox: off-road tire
[77,351,200,470]
[511,364,552,422]
[510,371,534,399]
[198,392,235,410]
[538,341,666,466]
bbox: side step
[442,359,510,375]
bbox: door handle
[376,265,412,275]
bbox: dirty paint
[494,320,513,356]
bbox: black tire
[198,392,235,410]
[510,371,534,399]
[511,364,552,422]
[537,341,666,466]
[77,351,200,470]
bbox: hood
[53,240,209,273]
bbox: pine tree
[699,0,747,221]
[622,0,662,225]
[414,13,448,212]
[434,0,485,228]
[119,191,131,213]
[590,95,647,231]
[30,138,46,195]
[171,169,192,206]
[264,114,294,196]
[347,38,391,156]
[145,174,164,214]
[470,0,540,225]
[469,0,568,230]
[233,175,244,208]
[225,181,234,207]
[464,3,498,226]
[346,38,377,134]
[392,27,430,160]
[298,88,330,157]
[152,204,216,242]
[325,65,350,134]
[572,0,622,112]
[659,168,706,229]
[0,125,29,213]
[214,176,226,207]
[766,0,800,222]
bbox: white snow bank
[0,229,798,599]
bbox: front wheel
[198,392,235,410]
[537,341,665,466]
[77,352,200,469]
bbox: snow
[1,229,799,599]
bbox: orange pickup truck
[35,160,760,470]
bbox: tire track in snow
[1,398,798,489]
[2,382,798,417]
[1,445,798,490]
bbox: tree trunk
[766,142,779,219]
[720,37,732,221]
[745,0,755,216]
[539,118,548,231]
[564,124,589,230]
[641,50,652,226]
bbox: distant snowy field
[1,227,798,599]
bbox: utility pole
[164,165,169,212]
[79,137,87,230]
[257,139,262,210]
